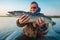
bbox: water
[0,17,60,40]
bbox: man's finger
[20,14,26,20]
[21,15,28,22]
[22,17,30,23]
[36,19,40,25]
[41,17,45,22]
[38,18,42,24]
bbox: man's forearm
[37,24,47,31]
[42,23,49,34]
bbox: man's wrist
[38,24,47,31]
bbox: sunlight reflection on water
[0,17,60,40]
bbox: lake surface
[0,17,60,40]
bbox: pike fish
[8,11,56,26]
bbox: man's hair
[31,1,38,7]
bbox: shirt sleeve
[38,23,49,34]
[38,24,46,31]
[16,19,27,27]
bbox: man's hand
[35,17,45,27]
[19,14,30,24]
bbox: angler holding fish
[14,1,56,40]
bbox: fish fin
[52,22,56,26]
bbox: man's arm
[16,19,27,27]
[42,23,49,34]
[37,23,49,35]
[16,14,30,27]
[35,18,49,35]
[16,19,28,27]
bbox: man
[15,1,48,40]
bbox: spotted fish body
[8,11,56,26]
[18,12,54,26]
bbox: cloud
[41,9,60,16]
[0,0,60,16]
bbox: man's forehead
[30,4,37,7]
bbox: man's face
[30,3,38,13]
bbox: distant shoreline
[49,16,60,18]
[0,16,60,18]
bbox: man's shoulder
[38,13,44,16]
[40,13,44,15]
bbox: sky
[0,0,60,16]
